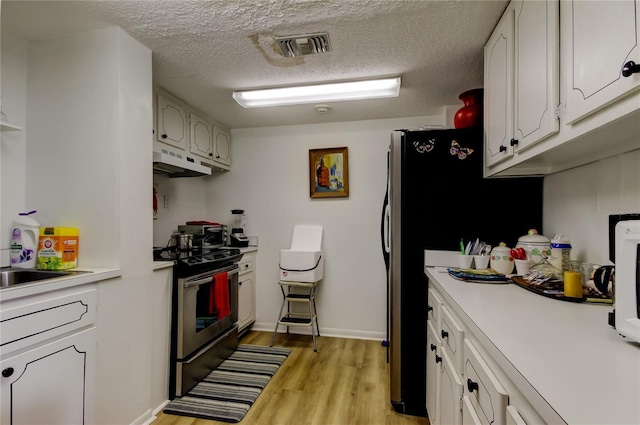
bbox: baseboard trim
[252,321,385,341]
[129,408,153,425]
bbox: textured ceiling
[2,0,508,129]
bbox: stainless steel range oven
[155,246,244,398]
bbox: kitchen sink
[0,269,90,288]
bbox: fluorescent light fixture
[232,77,401,108]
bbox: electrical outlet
[164,196,170,209]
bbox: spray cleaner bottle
[10,210,40,268]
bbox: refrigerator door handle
[384,204,391,253]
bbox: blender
[230,209,249,247]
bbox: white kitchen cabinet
[0,285,97,425]
[427,287,443,328]
[484,7,514,167]
[462,396,483,425]
[506,405,527,425]
[237,250,256,333]
[484,0,640,177]
[0,327,96,425]
[426,320,442,425]
[439,351,463,425]
[484,0,559,169]
[189,111,214,161]
[156,93,189,150]
[441,305,465,376]
[464,339,509,425]
[564,0,640,124]
[213,126,232,168]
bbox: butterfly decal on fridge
[450,140,473,160]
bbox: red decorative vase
[453,88,483,129]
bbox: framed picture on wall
[309,147,349,198]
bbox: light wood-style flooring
[152,331,429,425]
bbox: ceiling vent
[275,33,331,57]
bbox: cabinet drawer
[462,395,482,425]
[464,339,508,425]
[238,258,254,276]
[506,405,527,425]
[0,288,96,355]
[441,305,465,376]
[428,287,443,327]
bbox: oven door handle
[183,268,239,289]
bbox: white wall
[17,27,158,425]
[152,174,207,247]
[0,31,27,267]
[204,115,444,340]
[543,149,640,266]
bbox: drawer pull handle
[510,138,519,146]
[430,344,437,352]
[499,145,507,153]
[427,305,433,312]
[441,330,449,339]
[622,61,640,77]
[161,134,168,139]
[467,379,479,393]
[2,368,14,378]
[435,355,442,363]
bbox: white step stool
[270,225,323,352]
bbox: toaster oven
[177,224,227,248]
[612,220,640,344]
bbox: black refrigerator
[381,128,544,416]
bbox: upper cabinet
[189,112,214,161]
[154,87,232,171]
[484,0,559,169]
[484,0,640,177]
[213,126,231,167]
[564,0,640,124]
[156,94,188,150]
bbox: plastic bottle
[550,234,572,272]
[10,210,40,269]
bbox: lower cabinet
[0,285,97,425]
[0,327,96,425]
[426,320,442,425]
[237,250,257,333]
[427,282,532,425]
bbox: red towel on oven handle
[213,271,230,319]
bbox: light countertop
[425,267,640,425]
[0,267,121,302]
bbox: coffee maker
[230,209,249,247]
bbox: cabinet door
[213,126,231,167]
[189,112,213,161]
[513,0,559,151]
[462,395,483,425]
[439,351,463,425]
[441,305,465,376]
[0,327,96,425]
[506,405,527,425]
[484,8,515,167]
[464,339,508,425]
[428,287,443,328]
[238,273,255,331]
[156,94,188,149]
[426,320,442,425]
[564,0,640,124]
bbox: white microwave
[613,220,640,343]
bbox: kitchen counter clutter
[424,265,640,425]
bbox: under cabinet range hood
[153,149,212,178]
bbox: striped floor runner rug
[163,344,291,422]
